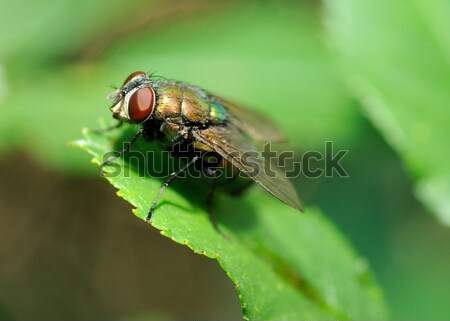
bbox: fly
[99,71,303,227]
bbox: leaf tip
[81,127,91,137]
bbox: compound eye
[123,71,147,86]
[128,87,155,123]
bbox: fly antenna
[106,83,119,90]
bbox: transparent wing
[191,124,303,212]
[211,96,286,143]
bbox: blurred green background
[0,0,449,319]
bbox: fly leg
[93,121,123,134]
[101,128,144,167]
[206,169,219,231]
[146,155,200,222]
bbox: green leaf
[73,127,387,320]
[324,0,450,224]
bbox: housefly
[100,71,303,226]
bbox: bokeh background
[0,0,449,319]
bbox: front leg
[146,155,200,222]
[101,128,144,167]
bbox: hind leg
[205,168,219,231]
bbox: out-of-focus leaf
[0,0,152,66]
[324,0,450,224]
[72,127,388,320]
[0,2,358,171]
[0,66,112,172]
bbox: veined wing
[191,124,303,212]
[211,96,285,143]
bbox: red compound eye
[123,71,147,86]
[128,87,154,123]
